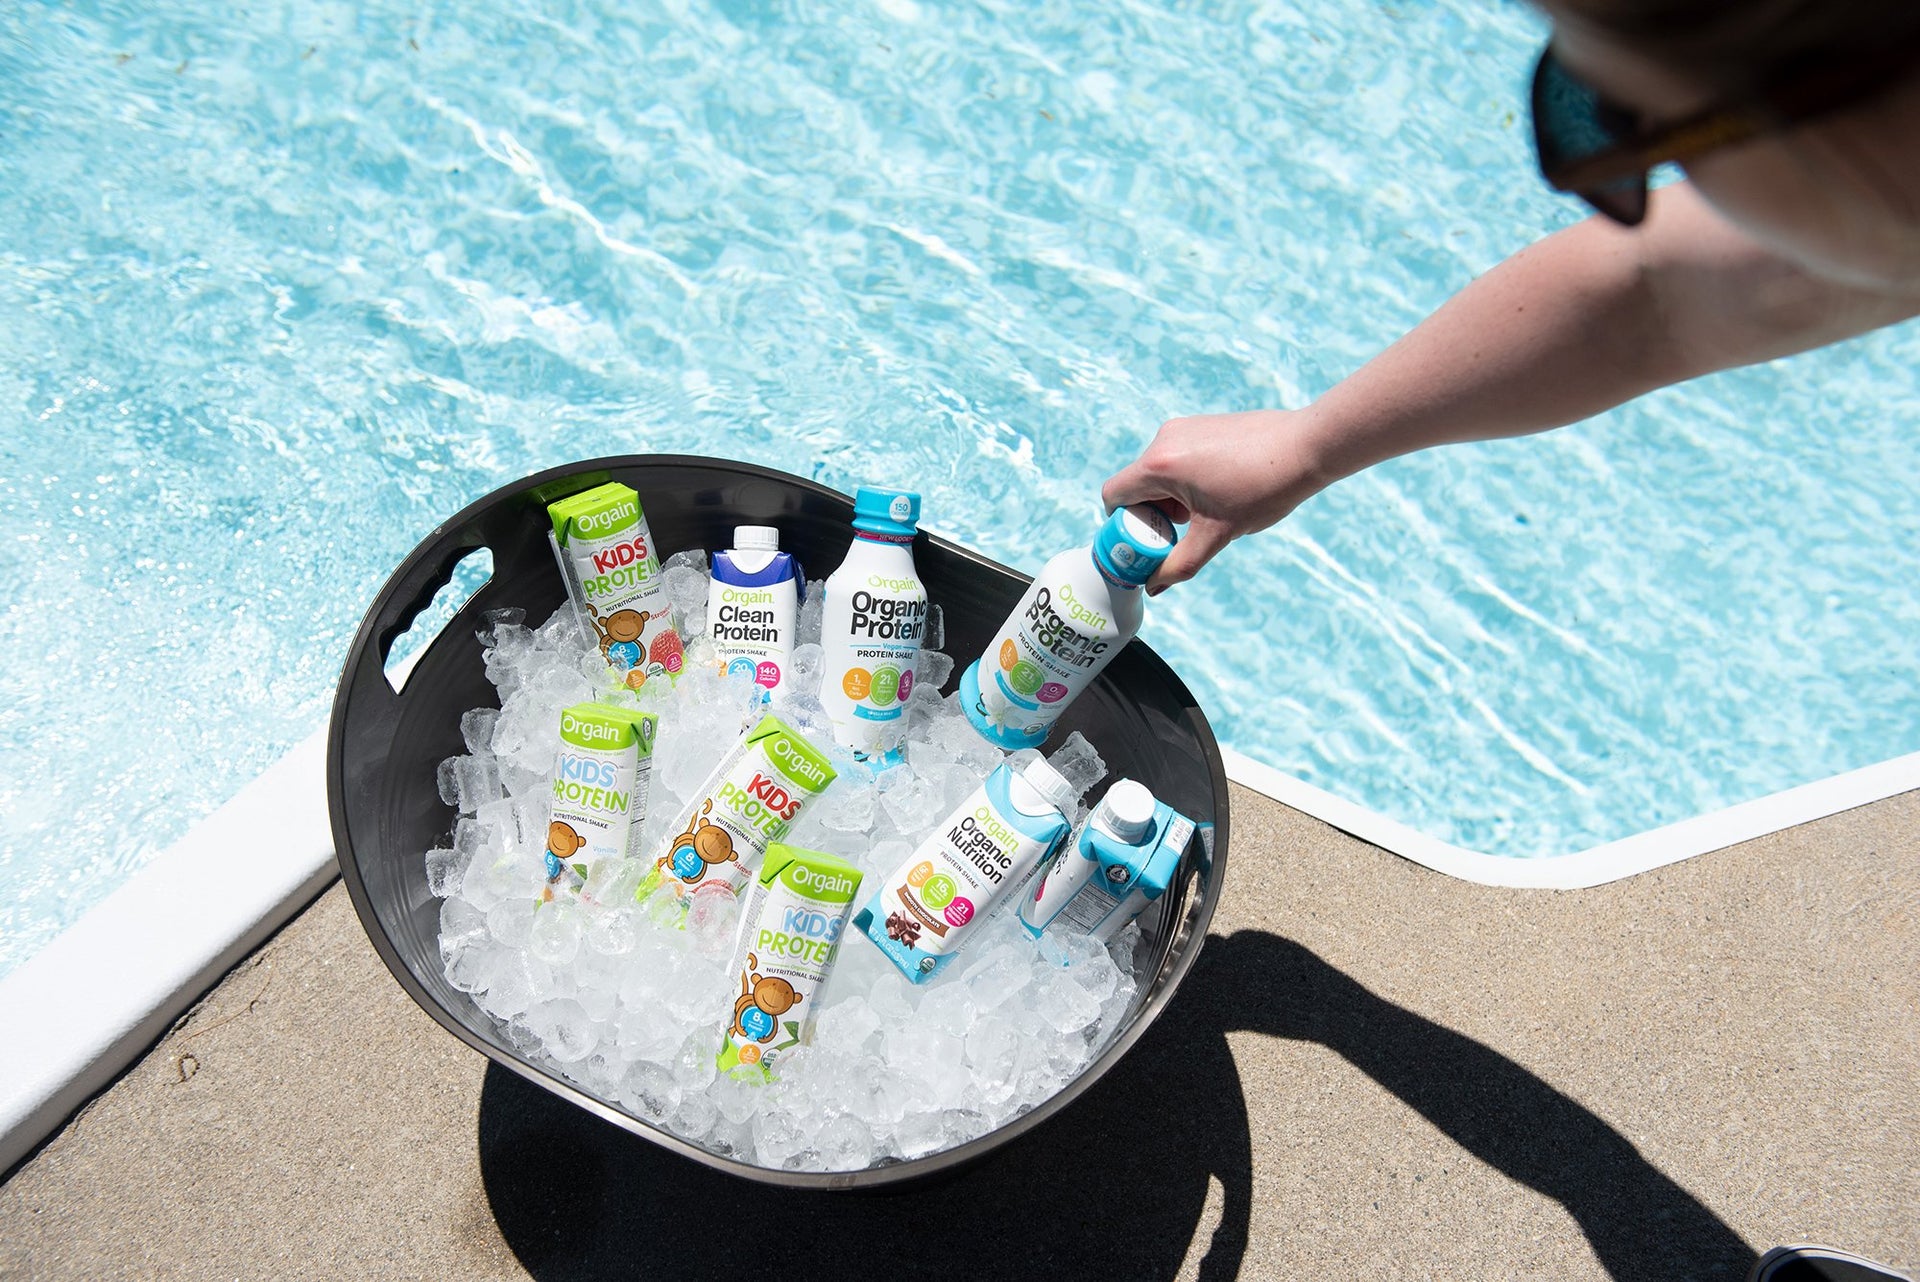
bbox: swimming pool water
[4,0,1918,978]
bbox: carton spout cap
[1095,779,1157,844]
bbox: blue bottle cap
[1093,504,1177,586]
[852,486,921,539]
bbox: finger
[1101,456,1185,519]
[1147,515,1233,595]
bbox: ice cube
[811,998,882,1056]
[528,998,598,1063]
[614,1003,684,1066]
[459,707,499,757]
[915,648,955,690]
[817,776,877,834]
[477,950,540,1019]
[476,608,528,648]
[1045,731,1108,801]
[894,1108,947,1160]
[963,945,1033,1011]
[624,1059,682,1120]
[1032,971,1101,1034]
[877,771,942,835]
[685,884,741,956]
[585,906,638,956]
[712,1075,761,1125]
[663,564,709,636]
[663,548,709,576]
[424,847,464,898]
[917,983,978,1038]
[668,1091,719,1142]
[964,1016,1026,1097]
[579,1049,624,1095]
[752,1110,808,1169]
[671,1031,719,1095]
[787,643,824,697]
[848,1067,914,1128]
[924,604,944,651]
[797,583,826,648]
[436,758,461,807]
[487,895,537,949]
[528,898,584,966]
[814,1114,875,1172]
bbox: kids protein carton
[544,702,658,902]
[717,844,864,1079]
[641,714,837,909]
[853,757,1077,983]
[548,482,685,686]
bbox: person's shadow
[477,930,1757,1281]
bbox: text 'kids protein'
[548,481,685,687]
[717,844,864,1079]
[641,713,837,913]
[544,701,657,902]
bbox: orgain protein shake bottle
[818,487,928,762]
[960,504,1175,750]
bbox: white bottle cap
[1018,757,1079,817]
[1120,505,1174,549]
[1094,779,1156,844]
[733,525,780,552]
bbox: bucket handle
[374,539,495,693]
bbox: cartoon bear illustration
[656,799,738,885]
[730,952,802,1043]
[585,604,650,671]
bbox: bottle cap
[1019,757,1079,817]
[1093,504,1177,586]
[852,486,922,539]
[1094,779,1156,844]
[733,525,780,552]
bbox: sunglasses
[1530,38,1920,227]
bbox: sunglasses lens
[1532,50,1625,170]
[1531,48,1650,226]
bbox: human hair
[1544,0,1920,92]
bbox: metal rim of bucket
[327,453,1232,1189]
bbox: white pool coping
[1221,747,1920,889]
[2,724,1915,1176]
[0,727,337,1175]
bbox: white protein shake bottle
[960,504,1176,751]
[819,486,928,761]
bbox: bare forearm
[1105,183,1918,590]
[1300,182,1920,484]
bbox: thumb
[1148,515,1233,595]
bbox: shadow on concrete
[478,931,1755,1281]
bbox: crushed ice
[426,558,1142,1172]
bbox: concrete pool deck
[2,783,1914,1280]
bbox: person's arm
[1103,181,1920,591]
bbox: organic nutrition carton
[545,702,658,902]
[708,525,803,700]
[1019,778,1195,943]
[717,844,864,1079]
[961,505,1175,751]
[548,482,685,687]
[853,757,1077,983]
[641,714,837,910]
[819,487,928,762]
